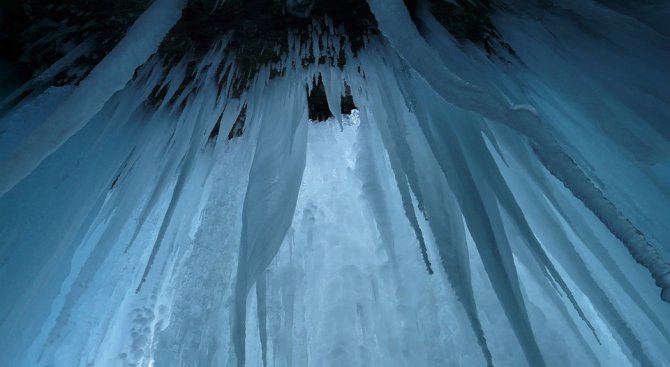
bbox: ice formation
[1,1,669,366]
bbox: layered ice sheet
[0,1,669,366]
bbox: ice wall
[0,1,669,366]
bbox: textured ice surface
[0,0,187,196]
[1,1,669,366]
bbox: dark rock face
[0,0,151,82]
[286,0,316,17]
[178,0,377,82]
[0,0,505,100]
[428,0,516,58]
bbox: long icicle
[365,0,670,303]
[0,0,188,197]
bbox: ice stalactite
[533,137,670,303]
[0,39,94,114]
[366,0,670,303]
[135,43,230,293]
[1,1,670,366]
[233,70,309,367]
[348,51,495,365]
[0,0,187,196]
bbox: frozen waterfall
[0,0,669,366]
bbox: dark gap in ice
[307,74,333,122]
[308,75,358,122]
[228,103,247,140]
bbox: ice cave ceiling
[0,0,669,366]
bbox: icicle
[355,110,401,267]
[135,88,217,292]
[256,274,269,367]
[514,172,655,365]
[366,0,670,303]
[233,73,309,367]
[533,134,670,303]
[0,0,188,197]
[400,112,496,365]
[404,75,546,365]
[0,39,94,115]
[365,0,512,126]
[450,126,601,344]
[536,171,670,341]
[2,2,670,365]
